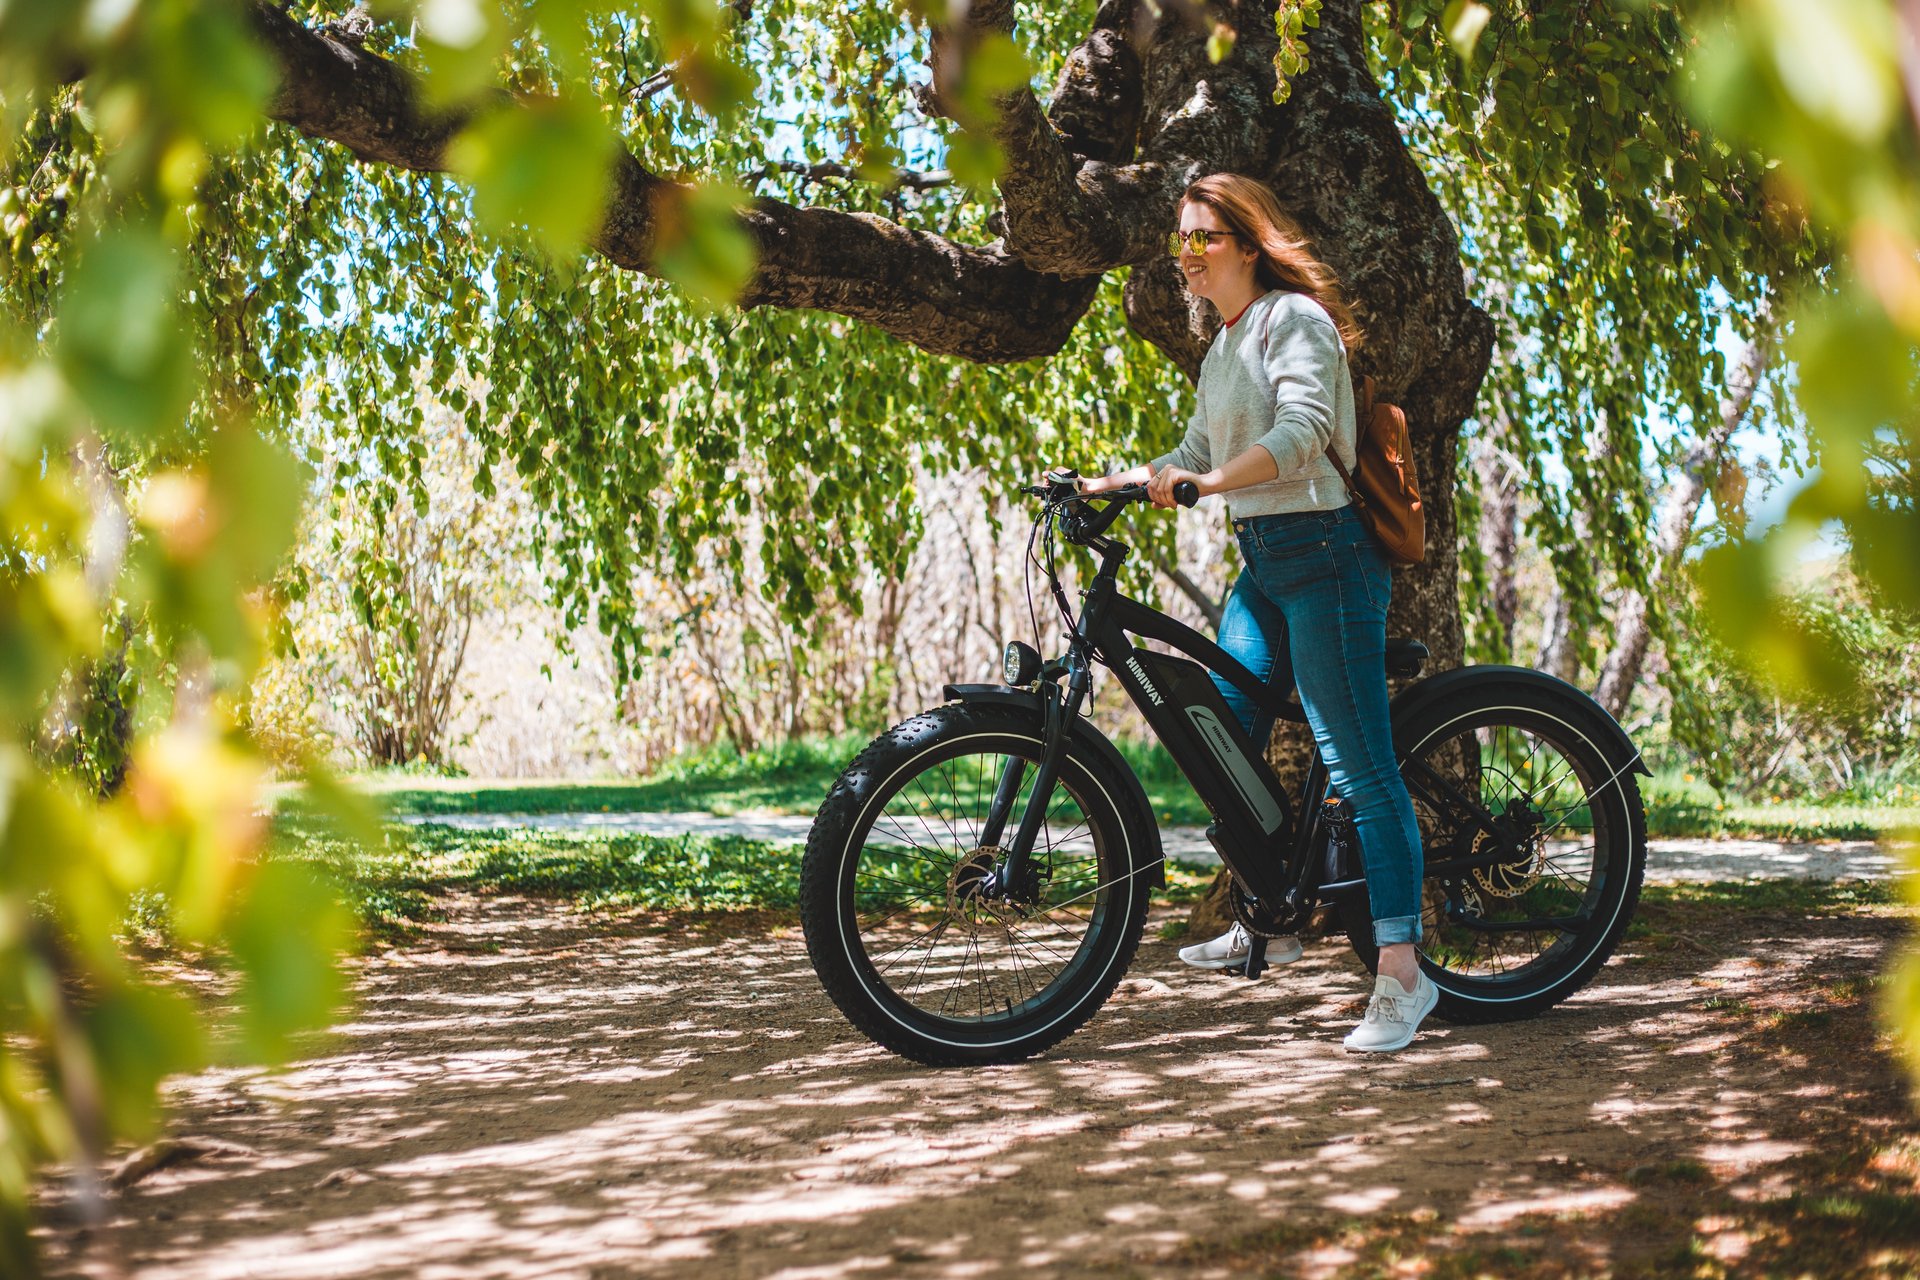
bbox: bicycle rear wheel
[800,701,1154,1066]
[1342,678,1646,1022]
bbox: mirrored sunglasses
[1168,228,1241,257]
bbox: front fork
[985,656,1090,902]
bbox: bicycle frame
[988,508,1336,912]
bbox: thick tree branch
[247,1,1097,363]
[981,2,1262,277]
[758,160,953,191]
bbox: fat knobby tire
[800,701,1154,1066]
[1342,677,1648,1024]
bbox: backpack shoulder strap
[1325,370,1373,486]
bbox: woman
[1080,173,1434,1053]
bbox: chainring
[1227,880,1304,939]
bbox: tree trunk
[1537,399,1622,683]
[1594,304,1775,718]
[1474,433,1521,660]
[1536,590,1579,683]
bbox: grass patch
[461,830,800,911]
[1626,1158,1714,1186]
[1161,858,1219,904]
[1642,766,1920,840]
[1638,878,1899,913]
[274,826,1905,946]
[279,736,1920,844]
[273,821,806,936]
[1646,799,1920,841]
[280,734,875,821]
[276,822,1226,936]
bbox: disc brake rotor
[1470,824,1544,898]
[945,846,1045,932]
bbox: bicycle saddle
[1385,638,1428,678]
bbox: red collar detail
[1222,297,1257,329]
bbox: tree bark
[1594,305,1775,718]
[1474,431,1521,659]
[1537,398,1621,683]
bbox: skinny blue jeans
[1212,505,1424,946]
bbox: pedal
[1239,934,1269,980]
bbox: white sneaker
[1177,922,1304,970]
[1343,971,1439,1052]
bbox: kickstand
[1239,934,1269,980]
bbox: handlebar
[1022,472,1200,508]
[1020,471,1199,545]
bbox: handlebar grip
[1172,481,1200,508]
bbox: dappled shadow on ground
[37,890,1920,1279]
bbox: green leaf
[1207,22,1238,64]
[1767,0,1900,142]
[945,129,1005,195]
[1441,0,1491,60]
[650,179,757,310]
[415,0,512,106]
[966,33,1032,99]
[211,426,309,587]
[85,983,207,1139]
[676,49,759,116]
[447,95,617,258]
[1694,535,1863,703]
[54,228,195,443]
[225,860,354,1062]
[148,2,276,147]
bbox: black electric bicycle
[800,475,1648,1066]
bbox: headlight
[1003,641,1042,687]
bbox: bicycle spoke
[849,741,1120,1027]
[1402,713,1630,984]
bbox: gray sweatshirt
[1149,289,1357,518]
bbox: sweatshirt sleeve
[1252,316,1342,477]
[1148,387,1212,476]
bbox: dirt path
[402,809,1902,882]
[39,893,1920,1279]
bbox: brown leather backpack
[1325,373,1424,566]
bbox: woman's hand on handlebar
[1078,464,1154,496]
[1147,466,1207,509]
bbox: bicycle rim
[839,734,1120,1032]
[1403,708,1630,990]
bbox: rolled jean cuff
[1373,914,1422,947]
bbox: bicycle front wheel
[800,701,1154,1066]
[1343,677,1647,1022]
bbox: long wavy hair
[1181,173,1366,354]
